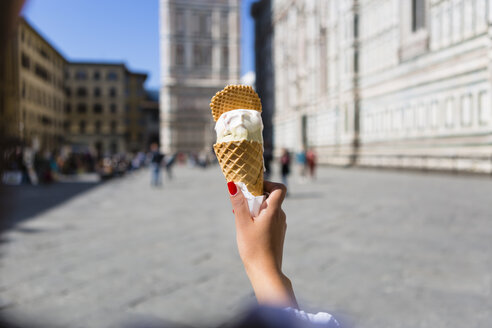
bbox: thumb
[227,182,252,226]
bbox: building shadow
[0,182,100,233]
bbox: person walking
[165,152,176,179]
[296,148,307,182]
[280,148,291,188]
[149,143,164,186]
[306,148,317,179]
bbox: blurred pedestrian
[23,147,38,185]
[165,153,176,179]
[280,148,291,188]
[149,143,164,186]
[306,148,317,179]
[296,148,307,181]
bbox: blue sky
[23,0,256,90]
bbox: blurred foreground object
[0,0,25,223]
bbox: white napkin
[235,182,265,217]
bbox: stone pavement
[0,165,491,328]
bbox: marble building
[271,0,492,173]
[159,0,241,154]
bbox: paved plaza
[1,166,491,328]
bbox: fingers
[228,182,252,227]
[263,181,287,208]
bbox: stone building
[65,63,127,156]
[64,62,148,156]
[0,23,20,146]
[159,0,241,154]
[126,72,149,152]
[2,18,153,157]
[271,0,492,173]
[13,18,67,152]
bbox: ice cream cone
[213,140,264,196]
[211,85,262,121]
[210,85,264,196]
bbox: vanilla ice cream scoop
[215,109,263,143]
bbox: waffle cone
[214,140,264,196]
[210,85,262,122]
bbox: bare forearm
[246,267,298,309]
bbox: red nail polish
[232,209,235,214]
[227,181,237,195]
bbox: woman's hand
[228,180,298,308]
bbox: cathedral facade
[272,0,492,173]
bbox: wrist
[245,266,298,308]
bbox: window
[75,70,87,80]
[445,98,455,127]
[21,53,30,69]
[65,104,71,113]
[76,87,87,97]
[77,103,87,113]
[193,44,201,66]
[65,87,71,96]
[220,11,229,39]
[79,120,86,134]
[404,106,414,130]
[93,71,100,80]
[64,121,70,132]
[110,103,117,113]
[107,71,118,81]
[478,91,490,125]
[176,10,185,35]
[417,104,426,129]
[109,87,117,97]
[221,46,229,70]
[430,101,439,128]
[175,44,185,66]
[199,12,212,37]
[95,121,102,134]
[193,44,212,67]
[94,87,101,97]
[34,64,50,81]
[39,48,49,60]
[411,0,426,32]
[461,94,472,126]
[110,121,117,133]
[93,103,103,114]
[41,115,52,126]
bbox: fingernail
[227,181,237,195]
[232,209,235,214]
